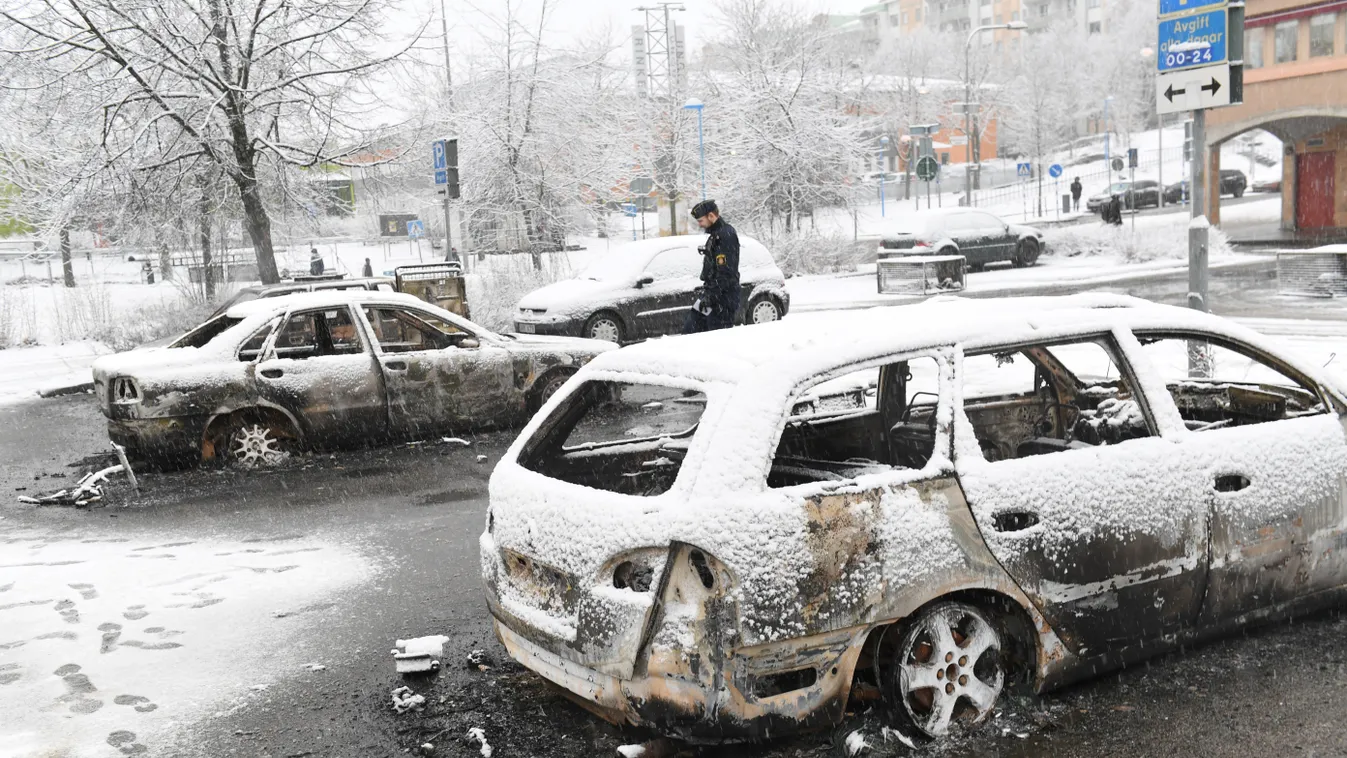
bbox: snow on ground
[0,527,370,757]
[0,343,110,406]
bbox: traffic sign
[432,140,448,171]
[1158,0,1225,17]
[1128,148,1139,168]
[407,219,425,239]
[1048,164,1063,178]
[1111,157,1125,172]
[916,156,939,181]
[1158,8,1227,72]
[1156,63,1232,115]
[1016,162,1032,178]
[621,203,639,217]
[434,169,448,185]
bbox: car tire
[528,368,576,412]
[886,601,1006,740]
[747,296,782,325]
[1012,238,1040,268]
[583,312,624,344]
[1233,188,1244,198]
[223,417,295,469]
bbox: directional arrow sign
[1156,63,1232,115]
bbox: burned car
[481,294,1347,742]
[94,291,613,466]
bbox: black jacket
[699,218,741,305]
[1070,180,1083,199]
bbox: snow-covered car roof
[580,294,1335,393]
[223,289,434,319]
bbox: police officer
[684,199,741,334]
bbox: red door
[1296,152,1336,229]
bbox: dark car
[514,235,790,344]
[1086,180,1161,212]
[876,209,1044,270]
[94,290,614,466]
[1163,170,1248,204]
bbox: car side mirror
[451,335,480,349]
[635,275,654,288]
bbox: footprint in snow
[114,694,158,713]
[0,662,20,685]
[55,599,80,624]
[54,663,103,714]
[68,583,98,600]
[166,592,224,609]
[123,605,149,621]
[107,730,148,755]
[99,623,123,653]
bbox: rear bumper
[513,318,583,337]
[492,616,866,744]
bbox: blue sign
[407,220,425,239]
[432,140,447,171]
[621,203,639,217]
[1158,0,1225,18]
[1158,8,1228,72]
[1016,163,1032,178]
[434,169,448,186]
[1048,164,1063,178]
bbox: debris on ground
[440,437,471,447]
[476,455,488,463]
[615,738,677,757]
[880,726,917,750]
[419,743,435,755]
[393,634,449,674]
[16,463,127,507]
[844,730,870,756]
[301,663,326,672]
[391,686,427,714]
[464,726,493,757]
[465,649,491,669]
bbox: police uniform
[683,200,741,334]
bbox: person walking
[309,246,324,275]
[1104,193,1124,226]
[1070,177,1083,211]
[683,200,741,335]
[362,258,373,277]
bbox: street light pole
[879,135,890,217]
[963,21,1026,208]
[682,99,707,202]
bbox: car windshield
[170,315,244,348]
[1109,183,1131,193]
[578,249,663,283]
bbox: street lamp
[682,98,706,202]
[963,20,1027,207]
[879,135,890,217]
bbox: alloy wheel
[750,299,781,324]
[229,423,290,468]
[894,602,1004,738]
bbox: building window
[915,8,922,21]
[1310,13,1336,57]
[901,11,908,23]
[1089,20,1101,33]
[1087,0,1099,7]
[995,13,1002,23]
[1012,9,1020,19]
[1246,26,1264,68]
[1040,3,1050,15]
[890,13,901,25]
[1275,20,1299,63]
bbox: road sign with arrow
[1156,63,1231,115]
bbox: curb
[38,381,94,399]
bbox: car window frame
[263,305,370,361]
[357,303,473,355]
[1129,329,1341,420]
[236,316,283,363]
[642,246,702,283]
[766,347,955,496]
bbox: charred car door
[954,336,1211,656]
[1129,332,1347,625]
[632,247,703,337]
[253,306,388,445]
[360,305,519,438]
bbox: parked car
[1085,180,1161,212]
[1252,177,1282,193]
[482,293,1347,743]
[94,290,613,466]
[513,235,790,344]
[1163,170,1249,204]
[876,209,1044,270]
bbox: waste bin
[1062,194,1072,214]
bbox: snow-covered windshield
[578,249,661,283]
[170,316,243,348]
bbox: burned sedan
[481,294,1347,743]
[94,291,614,466]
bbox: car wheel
[226,420,293,469]
[583,312,624,344]
[747,296,782,325]
[1012,238,1040,268]
[888,601,1005,739]
[530,368,576,411]
[1233,188,1244,198]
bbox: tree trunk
[60,227,74,287]
[200,192,215,300]
[235,173,280,284]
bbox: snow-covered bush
[764,233,871,277]
[1043,219,1231,264]
[465,254,576,334]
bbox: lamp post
[879,135,890,217]
[964,21,1026,208]
[682,99,706,202]
[1103,95,1115,185]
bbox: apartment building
[856,0,1110,51]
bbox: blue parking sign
[1158,8,1228,72]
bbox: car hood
[517,278,627,314]
[500,333,617,354]
[1007,223,1042,238]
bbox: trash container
[1062,194,1072,214]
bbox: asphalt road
[4,267,1347,758]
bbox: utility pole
[440,0,459,269]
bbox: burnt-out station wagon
[93,291,614,466]
[481,294,1347,742]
